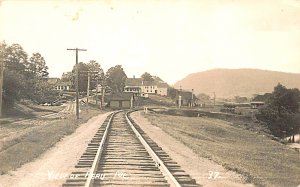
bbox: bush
[257,83,300,139]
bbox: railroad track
[63,110,199,187]
[8,102,76,125]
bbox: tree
[1,42,28,108]
[197,93,210,101]
[269,84,299,115]
[105,65,127,93]
[152,76,165,83]
[29,53,49,79]
[3,70,26,108]
[5,43,28,73]
[26,53,50,101]
[167,87,177,99]
[234,96,248,103]
[61,72,73,82]
[87,60,104,90]
[71,60,105,94]
[87,60,101,72]
[72,62,89,93]
[0,42,53,109]
[86,60,105,105]
[257,83,300,140]
[252,93,272,102]
[141,72,154,82]
[0,42,8,62]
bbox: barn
[107,92,134,109]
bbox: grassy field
[0,106,104,175]
[144,113,300,187]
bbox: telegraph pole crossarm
[67,48,87,119]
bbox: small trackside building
[250,101,265,109]
[157,82,168,96]
[106,92,135,109]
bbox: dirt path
[0,112,111,187]
[131,111,255,187]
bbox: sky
[0,0,300,85]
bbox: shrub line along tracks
[63,110,199,187]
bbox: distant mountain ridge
[174,68,300,98]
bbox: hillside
[174,68,300,98]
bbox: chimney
[133,75,135,79]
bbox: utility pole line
[80,70,99,107]
[86,72,90,111]
[0,60,4,117]
[213,92,216,106]
[96,78,98,105]
[101,82,105,109]
[191,88,194,107]
[179,85,182,109]
[67,48,87,119]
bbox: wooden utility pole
[0,60,4,117]
[179,95,182,109]
[86,72,90,112]
[101,84,105,109]
[191,88,194,107]
[179,85,182,109]
[67,48,87,119]
[80,70,99,107]
[95,78,98,105]
[213,92,216,106]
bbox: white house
[124,78,168,97]
[54,81,72,91]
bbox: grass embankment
[156,108,271,137]
[1,102,64,124]
[0,106,104,175]
[144,113,300,187]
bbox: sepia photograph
[0,0,299,186]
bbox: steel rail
[83,109,182,187]
[84,111,117,187]
[125,111,182,187]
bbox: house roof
[48,78,60,85]
[142,80,156,86]
[250,101,265,104]
[106,92,134,101]
[157,82,169,88]
[125,78,168,87]
[125,78,143,86]
[56,81,72,86]
[124,85,141,88]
